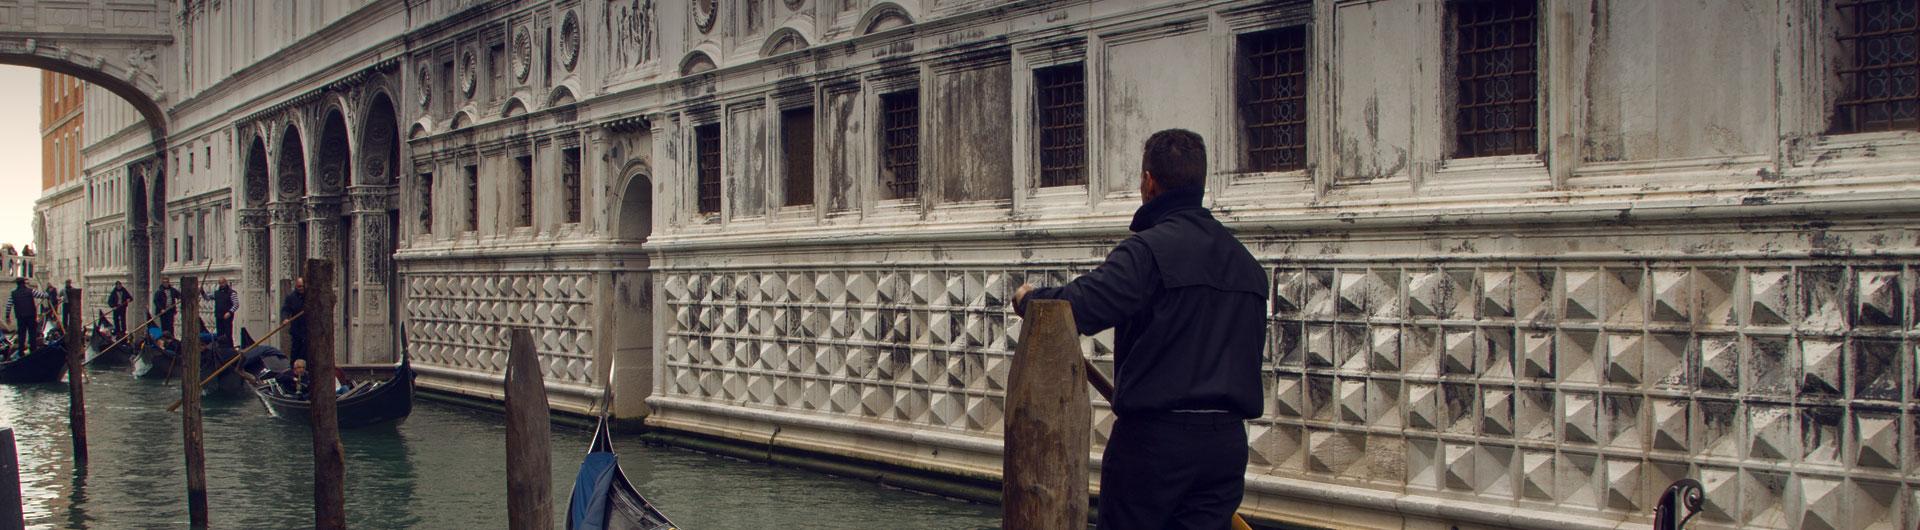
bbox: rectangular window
[1034,63,1088,187]
[1240,26,1309,172]
[781,107,816,206]
[489,43,506,98]
[695,123,722,215]
[1451,0,1539,158]
[515,155,534,227]
[561,147,582,223]
[419,172,435,234]
[880,90,921,200]
[1833,0,1920,133]
[464,164,479,232]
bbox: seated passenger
[274,359,312,399]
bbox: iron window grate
[464,165,478,232]
[1835,0,1920,133]
[516,155,534,227]
[881,91,920,200]
[1036,63,1088,187]
[783,107,816,207]
[418,172,434,234]
[1452,0,1539,158]
[696,124,722,215]
[562,148,582,223]
[1241,26,1310,172]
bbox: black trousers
[216,316,233,348]
[13,316,34,354]
[287,326,308,362]
[1096,412,1248,530]
[112,308,126,336]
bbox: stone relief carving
[417,65,432,109]
[694,0,717,34]
[512,28,533,83]
[459,50,477,98]
[608,0,658,67]
[785,0,804,10]
[560,10,582,71]
[126,45,160,83]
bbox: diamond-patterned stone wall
[404,272,599,385]
[661,262,1919,529]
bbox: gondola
[131,327,181,380]
[566,415,677,530]
[0,321,71,384]
[251,355,416,428]
[84,311,134,367]
[196,328,254,399]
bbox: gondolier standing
[208,278,238,348]
[153,278,182,338]
[40,281,60,323]
[6,278,39,356]
[1013,129,1266,530]
[107,280,132,336]
[281,277,308,362]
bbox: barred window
[695,123,722,215]
[782,107,816,206]
[562,147,582,223]
[515,155,534,227]
[1035,63,1087,187]
[1834,0,1920,133]
[464,164,479,232]
[418,172,434,234]
[1240,26,1309,172]
[1451,0,1539,158]
[880,90,921,200]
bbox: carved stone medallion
[694,0,717,34]
[459,50,478,98]
[417,65,432,109]
[512,28,533,83]
[560,10,582,71]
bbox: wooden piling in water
[1,426,22,530]
[1002,299,1091,529]
[179,277,208,527]
[62,287,86,466]
[305,260,345,530]
[504,328,553,530]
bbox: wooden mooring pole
[2,426,23,529]
[62,287,86,466]
[305,260,345,530]
[1002,299,1090,529]
[179,277,208,527]
[504,328,553,530]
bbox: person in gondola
[1012,130,1266,530]
[281,277,308,363]
[207,278,238,349]
[275,358,311,399]
[4,278,38,358]
[154,278,182,340]
[107,280,132,337]
[39,281,60,323]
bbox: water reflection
[1,367,1001,529]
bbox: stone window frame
[513,150,535,229]
[559,142,583,226]
[867,70,924,209]
[417,170,434,237]
[1033,62,1089,189]
[1010,37,1094,210]
[1446,0,1542,160]
[693,119,725,219]
[774,90,819,211]
[1828,0,1920,135]
[1236,24,1312,174]
[463,163,480,234]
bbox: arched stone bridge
[0,0,173,148]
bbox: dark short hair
[1142,129,1207,190]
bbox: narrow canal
[0,368,1002,529]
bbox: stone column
[306,195,344,361]
[347,186,395,364]
[237,207,272,336]
[268,201,303,317]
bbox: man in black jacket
[106,281,132,336]
[208,278,238,348]
[5,278,38,356]
[1014,129,1267,530]
[153,279,182,339]
[281,277,308,362]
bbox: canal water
[0,368,1001,529]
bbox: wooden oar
[1081,358,1255,530]
[166,311,303,412]
[90,304,176,357]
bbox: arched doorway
[354,93,402,362]
[274,122,309,347]
[241,135,272,334]
[610,168,654,417]
[317,109,353,356]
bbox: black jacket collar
[1129,185,1206,232]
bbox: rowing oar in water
[165,311,304,412]
[88,304,178,360]
[1081,358,1256,530]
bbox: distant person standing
[40,281,60,323]
[5,278,38,355]
[208,278,238,348]
[106,280,132,336]
[153,278,182,338]
[281,277,308,362]
[1013,129,1267,530]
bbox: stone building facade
[18,0,1920,528]
[35,72,86,288]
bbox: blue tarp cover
[568,452,618,530]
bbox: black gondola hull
[252,366,415,429]
[0,346,67,384]
[132,346,179,380]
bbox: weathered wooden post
[1,427,22,529]
[62,287,86,466]
[179,277,209,527]
[305,260,345,530]
[504,328,553,530]
[1002,299,1090,529]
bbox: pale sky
[0,66,43,249]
